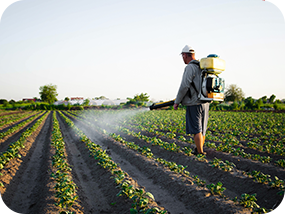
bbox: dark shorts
[186,103,209,136]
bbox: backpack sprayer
[150,54,225,110]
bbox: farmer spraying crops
[174,45,209,155]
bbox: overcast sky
[0,0,284,101]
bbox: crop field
[0,109,284,214]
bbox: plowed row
[0,109,284,214]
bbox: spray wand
[149,99,175,110]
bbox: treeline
[210,96,285,111]
[0,100,147,111]
[1,93,284,111]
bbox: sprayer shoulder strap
[188,61,200,98]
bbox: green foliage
[269,94,276,103]
[95,95,108,100]
[0,112,47,182]
[39,84,58,104]
[126,93,150,106]
[247,171,272,184]
[254,99,263,110]
[0,99,8,105]
[275,159,285,168]
[230,101,240,110]
[210,158,236,171]
[50,112,78,209]
[261,96,267,104]
[206,182,226,196]
[238,193,260,209]
[244,97,255,110]
[224,84,245,101]
[83,99,90,106]
[273,102,281,110]
[192,175,206,187]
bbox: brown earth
[0,110,284,214]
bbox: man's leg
[194,132,204,153]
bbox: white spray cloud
[69,108,149,149]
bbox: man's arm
[174,65,195,108]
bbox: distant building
[23,98,36,102]
[54,101,69,106]
[71,97,84,101]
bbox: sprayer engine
[198,54,225,102]
[149,54,226,110]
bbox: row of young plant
[0,110,31,120]
[70,109,285,169]
[58,111,166,214]
[125,112,285,168]
[126,120,285,168]
[0,111,43,139]
[69,109,283,176]
[0,111,48,187]
[70,111,270,213]
[0,111,24,118]
[50,111,79,211]
[126,110,284,156]
[0,111,36,128]
[106,128,276,213]
[51,111,78,213]
[114,125,284,197]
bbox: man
[173,45,209,155]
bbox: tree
[269,94,276,103]
[230,101,240,110]
[126,93,150,106]
[253,98,263,110]
[39,84,58,104]
[95,96,108,100]
[64,97,70,101]
[224,84,245,102]
[132,93,150,102]
[83,99,90,106]
[0,99,8,105]
[261,96,267,104]
[244,97,254,110]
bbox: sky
[0,0,284,102]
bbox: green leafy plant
[192,175,206,187]
[206,182,226,196]
[238,193,260,209]
[210,158,236,172]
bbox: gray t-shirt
[175,60,203,106]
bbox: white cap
[181,45,195,54]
